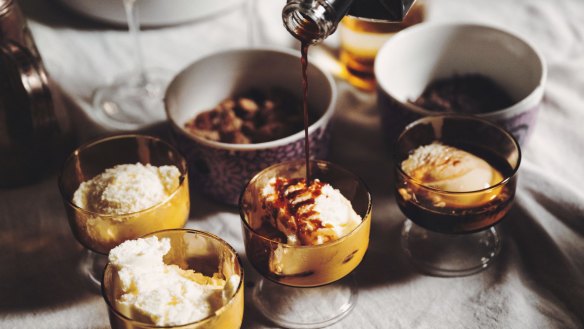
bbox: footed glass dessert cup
[394,115,521,277]
[240,160,371,328]
[102,229,244,329]
[58,134,190,286]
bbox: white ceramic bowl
[375,22,547,146]
[165,47,336,205]
[57,0,244,27]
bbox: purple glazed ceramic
[165,48,336,205]
[375,23,547,147]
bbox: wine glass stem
[246,0,257,47]
[123,0,147,86]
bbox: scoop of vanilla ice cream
[259,178,361,245]
[108,237,238,326]
[401,142,502,192]
[108,236,170,292]
[313,183,362,238]
[73,163,180,215]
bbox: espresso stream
[301,41,311,184]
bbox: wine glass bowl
[58,134,190,283]
[394,115,521,276]
[101,229,244,329]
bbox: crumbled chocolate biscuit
[184,89,309,144]
[410,74,514,114]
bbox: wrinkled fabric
[0,0,582,328]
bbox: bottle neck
[282,0,353,44]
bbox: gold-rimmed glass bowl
[102,229,244,329]
[395,115,521,276]
[58,134,190,286]
[239,160,371,328]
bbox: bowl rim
[165,46,337,151]
[374,21,548,118]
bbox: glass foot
[401,219,501,277]
[92,69,171,130]
[79,249,108,288]
[252,275,358,329]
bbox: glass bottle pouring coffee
[282,0,417,44]
[282,0,418,183]
[233,3,416,328]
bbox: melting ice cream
[108,237,239,326]
[252,177,361,246]
[401,142,503,192]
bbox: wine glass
[394,115,521,276]
[102,229,244,329]
[92,0,170,130]
[239,160,371,328]
[246,0,257,46]
[58,134,190,287]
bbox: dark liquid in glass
[396,144,516,234]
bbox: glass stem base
[92,69,171,130]
[401,219,501,277]
[253,275,358,328]
[79,249,108,289]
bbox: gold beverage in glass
[339,0,425,91]
[102,229,244,329]
[58,134,190,286]
[239,160,371,328]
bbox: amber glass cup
[240,160,371,328]
[58,134,190,286]
[395,115,521,276]
[102,229,244,329]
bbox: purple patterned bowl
[375,23,547,147]
[165,48,336,205]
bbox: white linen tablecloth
[1,0,583,328]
